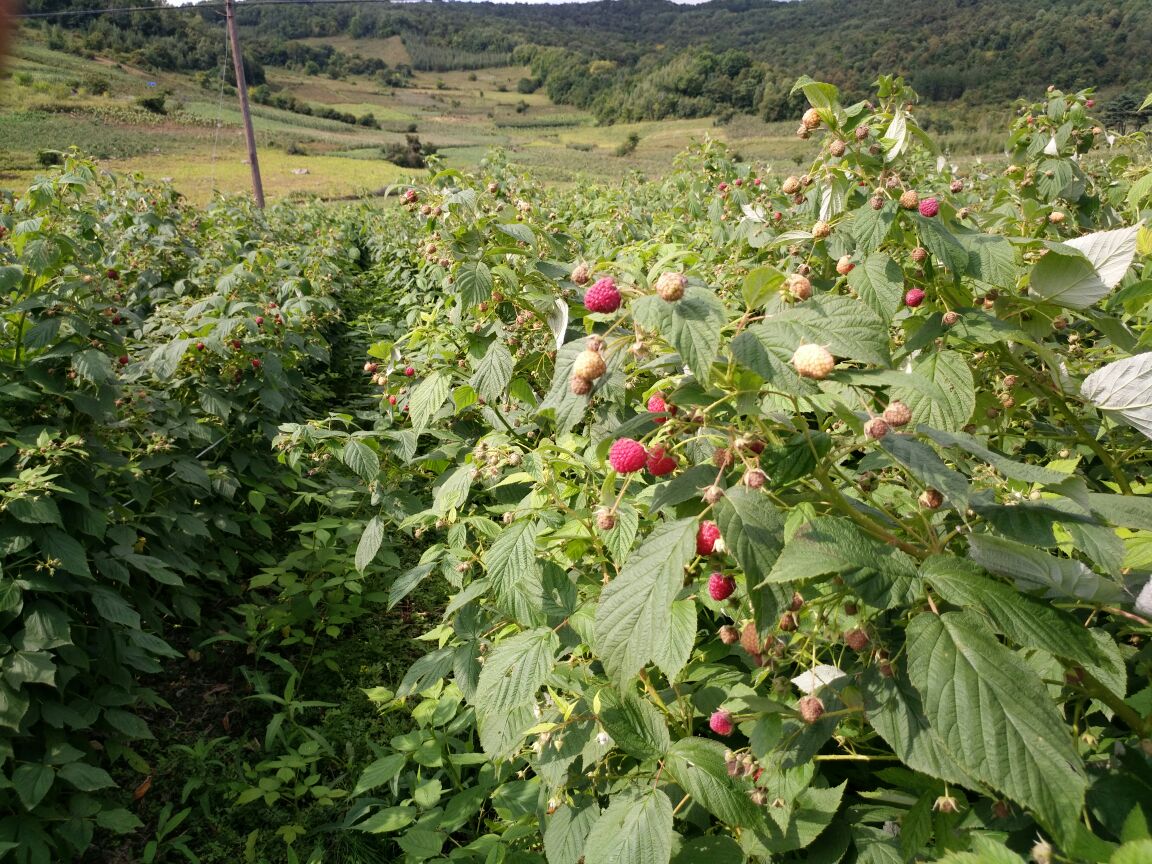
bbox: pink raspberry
[919,197,940,218]
[608,438,647,473]
[645,446,677,477]
[904,288,926,308]
[709,709,734,736]
[584,277,621,313]
[646,393,675,424]
[708,572,736,601]
[696,521,721,556]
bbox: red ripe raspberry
[250,358,261,369]
[404,366,416,377]
[608,438,647,473]
[798,695,824,724]
[904,288,926,308]
[709,709,734,736]
[708,572,736,601]
[696,521,721,556]
[919,197,940,218]
[647,393,676,423]
[645,446,678,477]
[388,395,398,405]
[584,277,621,313]
[118,355,129,366]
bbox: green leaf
[457,261,493,307]
[761,782,845,853]
[850,201,896,253]
[72,348,116,384]
[0,680,30,731]
[921,556,1109,665]
[2,651,56,688]
[8,496,61,526]
[891,350,975,433]
[474,627,559,759]
[89,589,140,629]
[57,762,116,791]
[666,290,728,385]
[937,837,1026,864]
[880,434,970,509]
[17,602,71,651]
[967,534,1124,603]
[351,753,406,797]
[600,691,671,759]
[765,517,919,607]
[408,371,451,433]
[919,427,1067,485]
[714,487,784,588]
[595,519,697,686]
[912,215,968,275]
[742,266,785,309]
[472,340,514,403]
[670,835,744,864]
[666,737,764,828]
[485,519,544,626]
[957,231,1017,289]
[95,808,144,833]
[389,559,438,610]
[545,804,600,864]
[582,789,673,864]
[906,611,1087,835]
[13,763,54,811]
[761,295,890,367]
[355,516,385,572]
[342,439,379,482]
[354,805,417,833]
[847,254,903,323]
[1113,840,1152,864]
[653,599,695,683]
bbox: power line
[13,0,420,20]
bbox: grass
[1,35,1009,204]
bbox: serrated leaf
[891,351,975,433]
[742,266,785,309]
[472,340,514,403]
[355,805,417,833]
[389,559,438,610]
[653,599,695,683]
[850,201,896,252]
[355,516,385,572]
[408,371,451,433]
[880,434,970,509]
[714,486,784,586]
[1082,352,1152,442]
[595,519,696,686]
[96,808,144,833]
[603,502,640,565]
[600,691,671,759]
[919,427,1067,485]
[484,519,544,626]
[457,261,493,307]
[913,215,968,275]
[581,789,673,864]
[1031,225,1139,309]
[475,627,559,759]
[762,295,890,366]
[957,231,1018,289]
[342,439,379,482]
[921,556,1108,665]
[57,762,116,791]
[907,611,1086,833]
[765,516,919,607]
[666,737,764,828]
[847,254,903,323]
[351,753,406,797]
[967,533,1124,603]
[13,763,54,811]
[667,290,728,384]
[670,834,744,864]
[545,804,600,864]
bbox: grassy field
[0,33,1008,204]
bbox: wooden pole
[224,0,264,208]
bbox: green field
[0,35,1007,204]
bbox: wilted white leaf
[1064,225,1141,289]
[741,204,767,223]
[1082,352,1152,442]
[791,664,845,694]
[1030,225,1140,309]
[546,299,569,350]
[1135,577,1152,617]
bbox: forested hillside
[18,0,1152,124]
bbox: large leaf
[472,339,514,403]
[714,487,784,585]
[913,215,968,275]
[475,627,559,759]
[847,254,903,324]
[653,599,695,683]
[1082,352,1152,442]
[545,804,600,864]
[967,534,1124,603]
[760,295,890,366]
[765,516,919,607]
[595,519,697,686]
[581,789,673,864]
[1031,225,1139,308]
[408,371,451,433]
[342,439,380,483]
[919,427,1067,485]
[891,350,975,433]
[457,261,494,307]
[906,611,1087,834]
[635,289,728,385]
[921,556,1109,665]
[484,519,544,626]
[600,690,671,759]
[880,434,970,509]
[665,738,764,828]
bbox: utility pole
[224,0,265,208]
